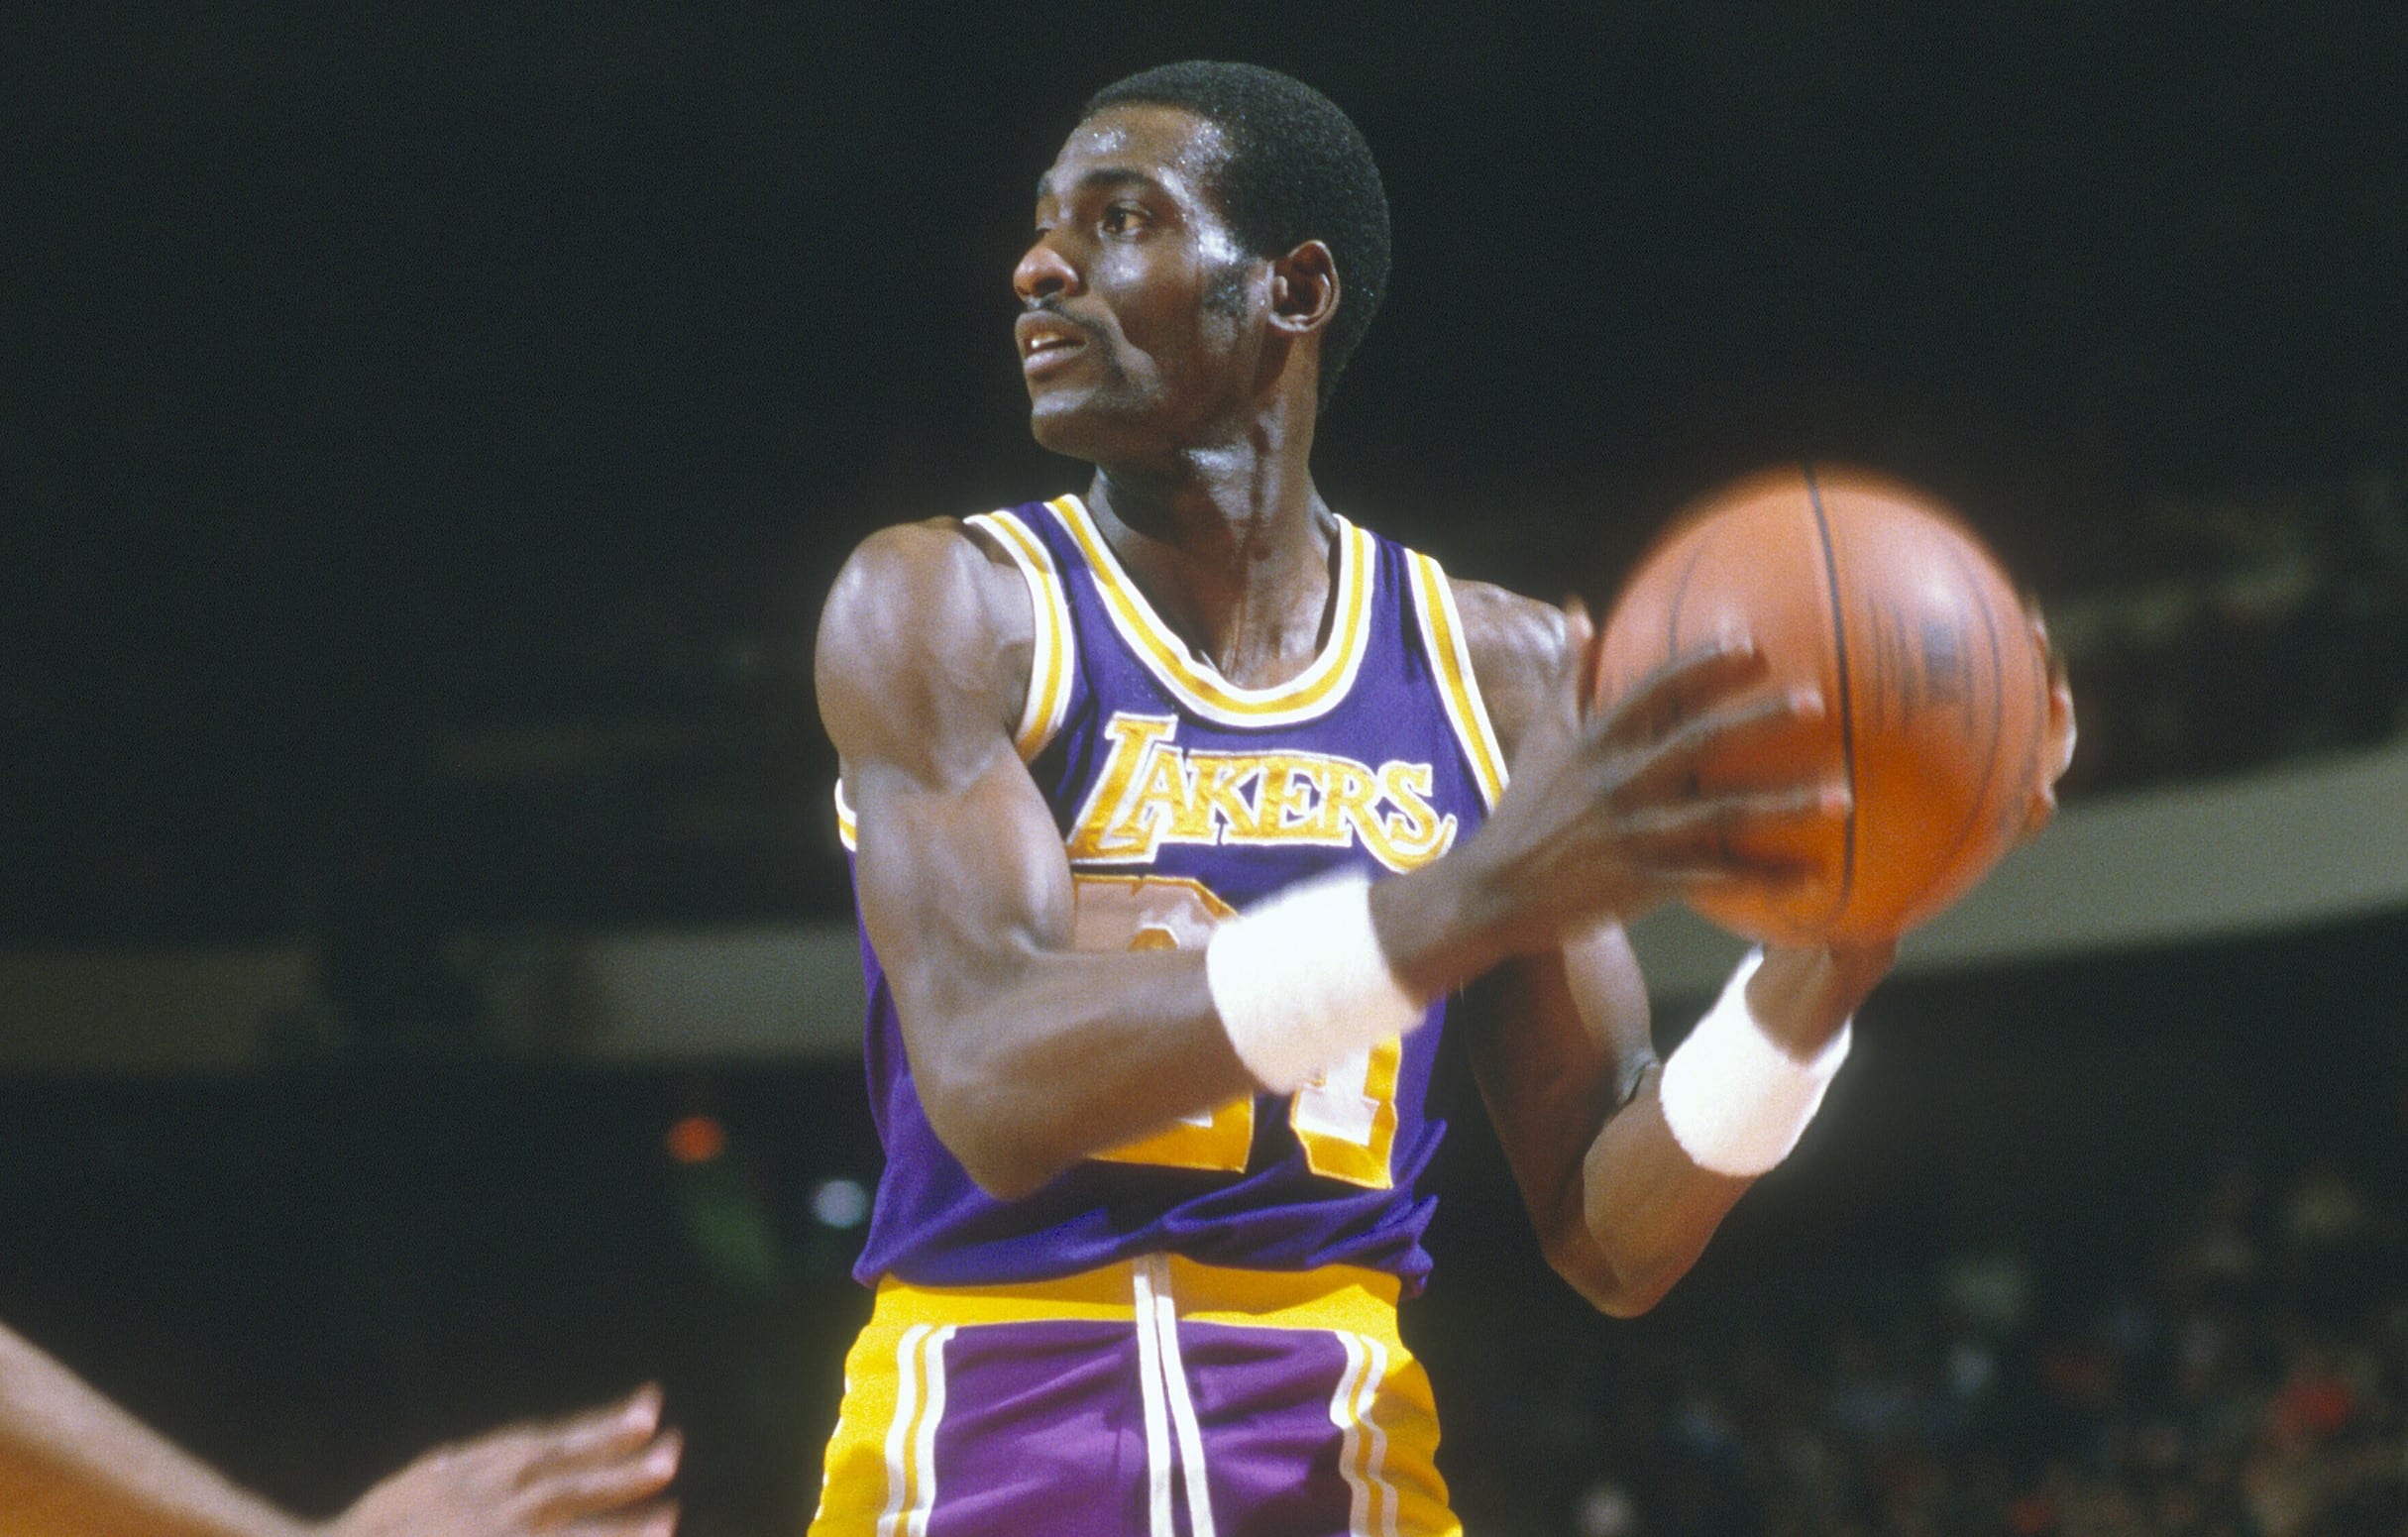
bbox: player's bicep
[1447,576,1571,760]
[816,522,1024,784]
[846,749,1076,1018]
[815,522,1074,1007]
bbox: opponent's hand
[319,1386,680,1537]
[1459,600,1845,950]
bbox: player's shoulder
[821,515,1032,651]
[815,516,1034,750]
[833,514,1023,593]
[1443,576,1566,756]
[1446,578,1565,670]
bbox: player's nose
[1013,236,1080,303]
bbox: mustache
[1020,295,1101,340]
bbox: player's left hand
[1743,613,2071,1044]
[1753,608,2066,1036]
[320,1385,680,1537]
[1749,937,1897,1058]
[2022,608,2077,838]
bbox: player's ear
[1267,240,1339,337]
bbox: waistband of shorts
[873,1255,1402,1334]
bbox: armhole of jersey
[834,510,1076,855]
[963,508,1077,761]
[1405,550,1508,811]
[834,779,858,852]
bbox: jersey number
[1071,874,1403,1191]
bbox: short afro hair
[1083,61,1391,410]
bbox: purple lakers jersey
[837,494,1506,1296]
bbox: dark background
[3,5,2406,1534]
[7,1,2404,944]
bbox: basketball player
[0,1319,681,1535]
[811,62,2070,1536]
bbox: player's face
[1014,105,1267,462]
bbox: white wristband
[1205,872,1427,1093]
[1658,949,1852,1177]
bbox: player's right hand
[1458,599,1844,948]
[320,1385,680,1537]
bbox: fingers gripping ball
[1596,465,2055,944]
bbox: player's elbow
[1577,1271,1678,1320]
[946,1132,1059,1204]
[910,1041,1074,1202]
[1542,1233,1681,1319]
[1544,1253,1645,1318]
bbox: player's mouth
[1016,313,1091,378]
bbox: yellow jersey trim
[1047,494,1375,728]
[964,507,1077,760]
[1404,552,1507,810]
[873,1255,1402,1334]
[832,508,1079,855]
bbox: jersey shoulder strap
[833,505,1080,853]
[1396,544,1509,810]
[963,505,1079,760]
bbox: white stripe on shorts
[876,1323,954,1537]
[1331,1331,1400,1537]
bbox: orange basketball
[1595,465,2053,945]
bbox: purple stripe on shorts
[928,1321,1149,1537]
[1177,1323,1358,1537]
[920,1316,1364,1537]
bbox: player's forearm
[0,1325,311,1537]
[1366,850,1527,1002]
[900,947,1259,1199]
[1478,1010,1749,1317]
[1745,943,1890,1055]
[1554,945,1881,1312]
[1554,1082,1752,1316]
[892,827,1602,1203]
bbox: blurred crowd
[1449,1158,2408,1537]
[2040,469,2408,792]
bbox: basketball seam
[1803,465,1859,927]
[1922,541,2011,913]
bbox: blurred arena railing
[4,730,2403,1071]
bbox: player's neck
[1082,432,1337,691]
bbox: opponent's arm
[1444,582,1886,1315]
[0,1321,680,1537]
